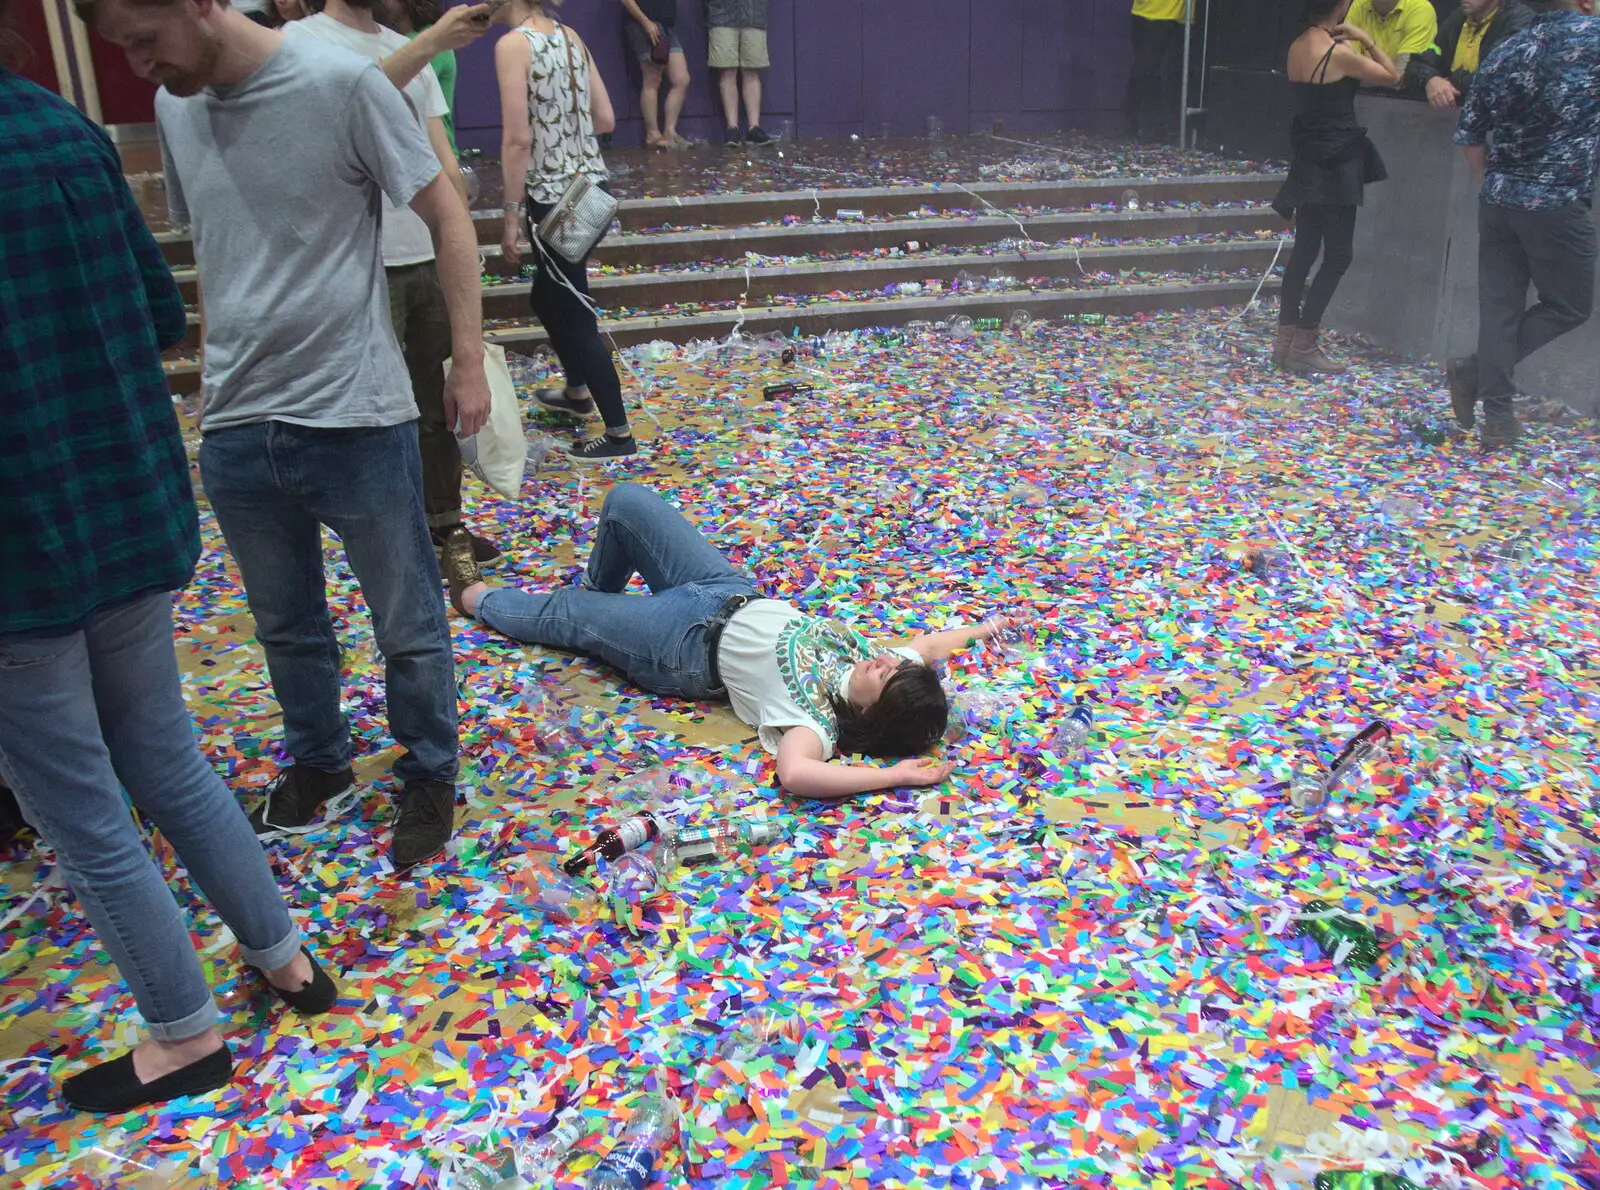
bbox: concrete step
[152,173,1283,266]
[163,275,1279,395]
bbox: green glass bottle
[1313,1172,1418,1190]
[1299,901,1381,969]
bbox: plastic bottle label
[591,1143,655,1189]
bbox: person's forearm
[1463,144,1488,174]
[779,757,901,800]
[500,136,531,240]
[911,624,992,663]
[382,30,442,90]
[428,190,486,365]
[621,0,651,24]
[1364,40,1401,86]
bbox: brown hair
[72,0,230,24]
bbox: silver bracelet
[505,199,523,211]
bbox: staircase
[155,169,1286,394]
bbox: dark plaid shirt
[1456,11,1600,210]
[1,70,198,637]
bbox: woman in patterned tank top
[494,1,640,460]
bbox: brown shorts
[708,26,769,69]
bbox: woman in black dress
[1271,0,1401,374]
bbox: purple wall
[452,0,1133,151]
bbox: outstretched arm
[900,615,1022,664]
[775,726,954,801]
[382,4,492,90]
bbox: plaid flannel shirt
[1,70,198,637]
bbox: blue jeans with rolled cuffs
[0,593,302,1041]
[476,484,758,700]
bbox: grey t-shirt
[157,37,442,432]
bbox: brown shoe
[1284,328,1346,374]
[440,528,482,617]
[1272,326,1295,370]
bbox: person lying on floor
[442,484,1010,799]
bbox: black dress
[1272,44,1388,221]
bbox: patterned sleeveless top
[518,25,609,205]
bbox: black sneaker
[561,433,638,462]
[248,765,355,838]
[432,528,503,567]
[534,387,597,417]
[746,125,773,145]
[1447,356,1478,429]
[392,779,455,869]
[723,126,742,145]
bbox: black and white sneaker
[534,387,597,417]
[723,126,743,146]
[248,765,356,838]
[561,434,638,462]
[745,125,774,145]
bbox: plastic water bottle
[586,1094,676,1190]
[511,855,599,923]
[1314,1173,1419,1190]
[563,815,662,877]
[1049,703,1092,754]
[672,818,790,867]
[1288,754,1332,813]
[515,1114,587,1183]
[458,162,480,205]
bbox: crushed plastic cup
[511,855,599,923]
[1007,309,1034,332]
[1378,496,1423,526]
[948,314,975,340]
[1120,188,1141,212]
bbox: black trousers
[1279,204,1357,329]
[1476,199,1597,422]
[1124,16,1184,145]
[527,196,630,434]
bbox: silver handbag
[536,173,617,264]
[534,25,618,264]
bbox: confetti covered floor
[2,310,1598,1190]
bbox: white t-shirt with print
[715,600,922,759]
[287,13,447,267]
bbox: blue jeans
[0,593,301,1041]
[200,421,458,783]
[477,484,758,699]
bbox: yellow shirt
[1346,0,1438,60]
[1131,0,1190,22]
[1452,14,1494,73]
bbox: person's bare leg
[640,60,664,147]
[741,68,763,130]
[664,52,690,142]
[719,67,740,131]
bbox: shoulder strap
[556,24,583,129]
[1314,40,1338,84]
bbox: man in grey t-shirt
[84,0,492,871]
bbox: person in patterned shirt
[0,27,338,1114]
[1447,0,1600,449]
[446,485,1015,801]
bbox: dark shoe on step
[561,434,638,462]
[247,764,355,838]
[1271,325,1295,370]
[723,126,742,145]
[62,1045,232,1113]
[440,527,484,617]
[1447,356,1479,429]
[253,947,338,1015]
[745,125,774,145]
[534,387,597,418]
[393,779,456,870]
[431,528,504,567]
[1284,328,1346,375]
[1479,418,1523,453]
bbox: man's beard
[155,30,225,96]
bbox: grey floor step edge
[162,279,1278,390]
